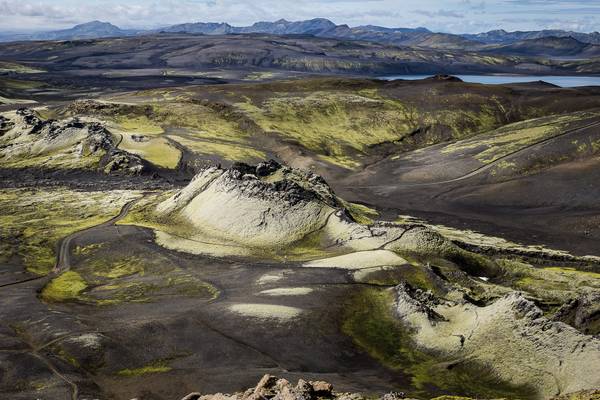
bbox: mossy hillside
[167,134,266,164]
[86,101,248,144]
[0,148,105,170]
[439,111,600,164]
[342,288,536,399]
[0,188,141,275]
[497,259,600,305]
[341,200,380,225]
[235,92,415,168]
[117,134,181,169]
[99,79,587,170]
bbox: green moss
[0,188,140,275]
[117,134,181,169]
[497,259,600,304]
[117,360,172,377]
[90,256,145,279]
[235,92,414,168]
[342,288,536,399]
[168,135,266,163]
[41,271,87,303]
[116,115,164,135]
[342,201,379,225]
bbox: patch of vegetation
[236,92,414,169]
[117,134,181,168]
[117,360,172,377]
[41,271,87,302]
[497,259,600,304]
[342,287,536,399]
[168,134,266,163]
[0,188,140,275]
[341,200,379,225]
[89,256,146,279]
[48,248,220,305]
[116,115,164,135]
[0,61,45,74]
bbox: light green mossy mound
[0,108,147,173]
[392,284,600,399]
[342,287,536,399]
[134,162,502,275]
[117,133,181,168]
[156,163,339,249]
[41,271,87,302]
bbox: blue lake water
[379,75,600,88]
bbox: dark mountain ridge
[2,18,600,58]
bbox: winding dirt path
[53,196,144,274]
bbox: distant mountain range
[1,19,600,55]
[463,29,600,45]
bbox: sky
[0,0,599,34]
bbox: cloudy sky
[0,0,599,34]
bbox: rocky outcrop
[553,291,600,335]
[0,108,148,174]
[156,161,340,248]
[180,375,600,400]
[100,148,147,175]
[0,115,14,135]
[181,374,362,400]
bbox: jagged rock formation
[0,108,147,174]
[552,291,600,335]
[180,374,600,400]
[393,283,600,399]
[157,161,339,247]
[181,374,366,400]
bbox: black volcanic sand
[0,223,413,400]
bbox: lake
[379,74,600,88]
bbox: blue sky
[0,0,599,33]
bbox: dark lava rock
[256,159,282,177]
[553,292,600,335]
[101,149,148,175]
[0,115,14,135]
[425,74,463,82]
